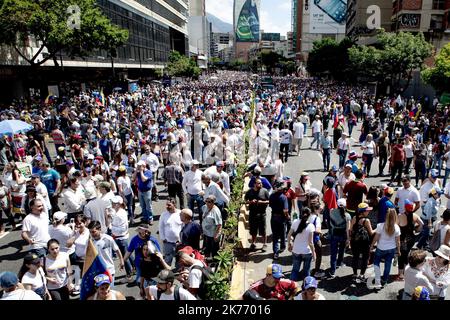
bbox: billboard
[309,0,347,34]
[234,0,260,42]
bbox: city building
[291,0,346,63]
[234,0,261,62]
[391,0,449,51]
[211,32,234,59]
[188,0,210,67]
[346,0,392,44]
[261,33,281,41]
[0,0,190,100]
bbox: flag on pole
[166,101,173,115]
[100,88,106,107]
[274,100,285,123]
[44,95,55,105]
[79,239,111,300]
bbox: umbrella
[0,120,33,136]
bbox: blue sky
[205,0,292,36]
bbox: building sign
[305,0,309,11]
[402,0,422,10]
[399,14,421,28]
[310,0,347,34]
[234,0,261,42]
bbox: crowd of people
[0,71,449,301]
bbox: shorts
[249,212,266,237]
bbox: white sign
[47,85,59,97]
[309,0,347,34]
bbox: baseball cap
[414,286,430,300]
[84,166,92,173]
[344,163,352,169]
[53,211,67,221]
[337,198,347,208]
[31,173,40,178]
[331,165,338,172]
[404,199,415,212]
[137,160,146,166]
[300,171,309,177]
[24,252,41,265]
[384,187,395,196]
[430,169,439,179]
[66,159,74,165]
[35,155,43,161]
[215,161,224,167]
[111,195,123,204]
[118,165,126,172]
[94,274,111,287]
[325,176,335,188]
[154,269,175,284]
[303,276,318,290]
[0,271,19,289]
[429,187,442,196]
[254,166,262,173]
[191,160,200,166]
[349,151,357,159]
[358,203,373,212]
[266,264,283,279]
[87,154,95,160]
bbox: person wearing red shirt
[343,170,368,217]
[322,176,338,231]
[283,177,297,233]
[390,138,406,186]
[247,264,298,300]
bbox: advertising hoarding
[309,0,347,34]
[234,0,261,42]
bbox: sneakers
[327,272,336,279]
[315,271,326,278]
[352,274,358,283]
[358,275,366,283]
[371,279,382,289]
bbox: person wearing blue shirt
[135,161,154,224]
[378,187,395,223]
[39,162,61,216]
[99,135,111,163]
[123,224,160,284]
[269,181,289,260]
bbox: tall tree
[349,30,432,92]
[167,51,201,78]
[0,0,128,67]
[422,43,450,94]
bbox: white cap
[53,211,67,221]
[87,154,95,160]
[191,160,200,165]
[137,160,146,166]
[337,198,347,208]
[112,195,123,204]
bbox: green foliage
[167,50,201,78]
[422,43,450,94]
[349,30,432,90]
[0,0,128,66]
[307,37,355,80]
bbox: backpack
[429,225,442,252]
[330,211,347,237]
[156,285,180,300]
[191,265,214,300]
[351,218,370,242]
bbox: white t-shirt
[74,229,89,258]
[444,151,450,168]
[396,186,420,213]
[159,210,183,243]
[404,143,414,158]
[375,223,401,250]
[0,289,42,300]
[21,268,46,292]
[22,213,51,250]
[117,176,133,196]
[312,120,322,134]
[362,140,376,155]
[149,285,197,300]
[445,182,450,209]
[290,220,315,255]
[188,261,204,290]
[93,234,119,275]
[420,180,440,206]
[44,252,69,290]
[293,122,304,139]
[294,292,326,300]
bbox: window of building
[432,0,445,10]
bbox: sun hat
[434,245,450,261]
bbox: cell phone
[314,0,347,24]
[70,218,75,224]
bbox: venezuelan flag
[44,95,54,105]
[79,239,112,300]
[100,88,106,107]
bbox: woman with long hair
[370,208,401,289]
[361,133,377,177]
[294,172,312,214]
[139,242,171,299]
[6,161,27,221]
[71,214,89,294]
[18,252,51,300]
[349,203,374,283]
[44,239,74,300]
[404,135,415,174]
[287,207,316,281]
[116,166,134,223]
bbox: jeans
[188,194,205,224]
[390,161,404,184]
[271,215,287,254]
[363,154,374,175]
[322,148,331,171]
[338,150,347,168]
[280,143,290,163]
[415,163,426,186]
[373,248,396,284]
[444,168,450,189]
[124,193,134,220]
[348,123,355,136]
[138,190,153,222]
[417,217,436,249]
[162,241,177,265]
[330,235,346,275]
[433,155,443,177]
[290,253,313,281]
[115,238,133,276]
[303,124,307,135]
[204,235,220,259]
[351,240,370,275]
[310,132,321,149]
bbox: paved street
[0,121,447,300]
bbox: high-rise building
[189,0,206,16]
[391,0,449,50]
[188,0,210,66]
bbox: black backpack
[191,265,214,300]
[156,285,180,300]
[351,218,370,242]
[330,211,347,237]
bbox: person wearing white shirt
[337,133,350,169]
[159,199,183,265]
[110,196,133,281]
[61,177,86,221]
[279,124,293,163]
[31,175,52,213]
[140,146,160,200]
[395,177,421,214]
[310,115,322,150]
[202,174,229,209]
[182,161,205,222]
[402,250,434,299]
[21,199,51,258]
[0,272,42,300]
[270,124,280,161]
[419,171,442,206]
[147,270,196,300]
[204,162,231,196]
[292,118,304,156]
[48,211,75,255]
